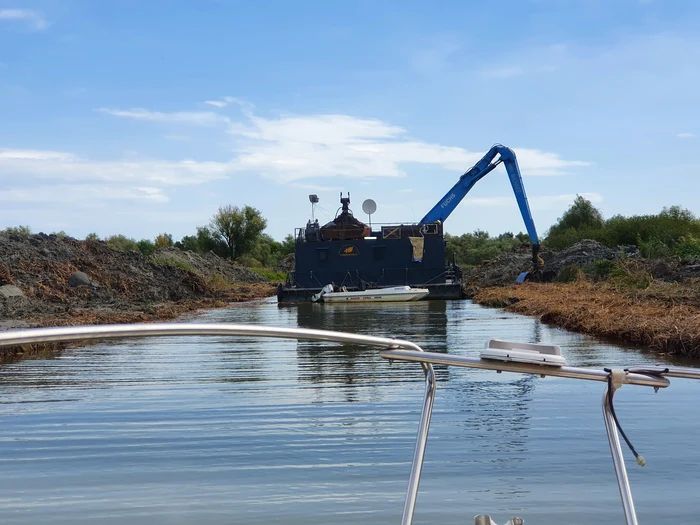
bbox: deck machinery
[277,144,543,303]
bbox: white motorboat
[312,285,429,303]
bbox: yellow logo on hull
[339,245,359,256]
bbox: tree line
[6,197,700,269]
[446,196,700,266]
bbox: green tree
[549,195,604,235]
[154,232,174,249]
[209,205,267,260]
[281,234,296,255]
[545,196,606,249]
[85,232,101,242]
[175,234,200,252]
[137,239,156,256]
[196,226,228,257]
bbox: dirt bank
[473,281,700,357]
[464,240,700,358]
[0,232,276,351]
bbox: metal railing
[1,323,698,524]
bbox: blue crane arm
[419,144,540,248]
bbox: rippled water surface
[1,299,699,524]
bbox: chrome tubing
[380,350,670,389]
[401,361,436,525]
[627,365,700,380]
[603,385,638,525]
[0,323,436,525]
[0,323,424,352]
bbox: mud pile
[152,248,266,284]
[0,232,274,324]
[463,240,638,290]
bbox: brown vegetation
[474,281,700,357]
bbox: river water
[1,299,699,525]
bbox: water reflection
[291,301,450,403]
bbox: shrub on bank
[545,199,700,259]
[554,264,585,283]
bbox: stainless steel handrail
[604,384,638,525]
[0,323,422,351]
[0,323,436,525]
[379,349,671,388]
[379,348,683,525]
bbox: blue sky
[1,0,699,243]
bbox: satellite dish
[362,199,377,215]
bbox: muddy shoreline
[0,232,279,363]
[0,284,277,364]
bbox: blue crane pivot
[419,144,545,281]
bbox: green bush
[137,239,156,256]
[207,273,229,291]
[608,261,653,290]
[555,264,585,283]
[446,230,525,267]
[3,225,32,236]
[236,255,262,267]
[105,234,139,252]
[545,197,700,257]
[584,259,616,281]
[250,267,286,282]
[675,235,700,261]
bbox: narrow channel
[1,300,698,525]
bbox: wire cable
[604,368,646,466]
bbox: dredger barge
[277,144,547,303]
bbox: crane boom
[419,144,543,275]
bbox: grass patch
[206,273,230,292]
[151,257,197,274]
[250,267,286,283]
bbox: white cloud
[227,111,590,182]
[0,148,231,186]
[203,96,251,111]
[97,103,588,183]
[4,103,590,228]
[0,148,78,161]
[98,108,228,126]
[678,132,696,139]
[0,8,48,30]
[0,185,168,204]
[466,192,603,210]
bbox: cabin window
[317,248,329,261]
[373,246,385,260]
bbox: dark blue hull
[278,224,464,303]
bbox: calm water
[1,299,699,525]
